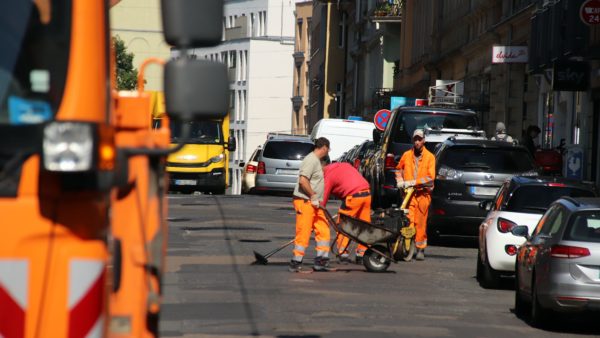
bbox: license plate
[175,179,197,186]
[470,186,498,196]
[277,169,298,175]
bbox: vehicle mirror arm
[122,119,191,157]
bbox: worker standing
[322,162,371,264]
[395,129,435,261]
[289,137,333,272]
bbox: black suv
[362,106,484,208]
[429,139,539,238]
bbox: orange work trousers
[336,194,371,257]
[292,198,331,262]
[409,192,431,249]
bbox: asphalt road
[160,194,600,338]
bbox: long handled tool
[253,239,294,265]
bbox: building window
[251,13,256,37]
[229,51,236,69]
[338,12,345,48]
[263,11,267,35]
[297,19,303,46]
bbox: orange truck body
[0,1,170,337]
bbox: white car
[241,146,262,193]
[477,177,597,288]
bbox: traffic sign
[374,109,391,131]
[581,0,600,25]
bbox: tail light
[436,165,463,180]
[257,161,266,174]
[505,245,518,256]
[353,158,360,169]
[433,209,446,215]
[497,218,517,233]
[246,164,257,173]
[551,245,590,259]
[384,153,396,170]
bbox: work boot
[288,259,302,272]
[354,256,363,265]
[337,255,351,265]
[313,257,336,272]
[416,249,425,261]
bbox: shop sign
[580,0,600,25]
[492,46,528,64]
[552,61,590,91]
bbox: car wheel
[477,250,500,289]
[530,277,552,328]
[363,245,391,272]
[514,266,528,319]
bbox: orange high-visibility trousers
[336,194,371,257]
[409,192,431,249]
[292,198,331,262]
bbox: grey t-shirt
[293,151,324,200]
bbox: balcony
[370,0,403,23]
[225,16,248,41]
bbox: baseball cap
[412,129,424,139]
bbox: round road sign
[581,0,600,25]
[374,109,391,131]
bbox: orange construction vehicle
[0,0,227,337]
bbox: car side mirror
[373,129,382,144]
[227,136,237,152]
[511,225,529,239]
[164,59,228,120]
[161,0,223,48]
[479,200,493,211]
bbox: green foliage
[113,35,138,90]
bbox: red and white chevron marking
[0,260,28,338]
[68,260,105,338]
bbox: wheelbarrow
[321,187,417,272]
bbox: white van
[310,118,375,161]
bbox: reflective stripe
[316,251,329,258]
[69,260,105,338]
[340,253,349,258]
[416,240,427,246]
[293,255,303,262]
[0,260,28,338]
[356,248,366,254]
[316,241,330,248]
[294,245,305,253]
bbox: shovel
[253,239,295,265]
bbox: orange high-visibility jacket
[395,147,436,191]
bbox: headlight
[437,165,463,180]
[43,122,93,172]
[209,153,224,163]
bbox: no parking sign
[374,109,391,131]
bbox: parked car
[240,146,262,193]
[352,140,376,172]
[513,197,600,327]
[477,176,597,288]
[253,133,314,193]
[429,139,539,239]
[310,118,374,162]
[363,106,486,208]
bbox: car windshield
[506,186,596,214]
[564,212,600,243]
[262,141,313,160]
[170,121,222,144]
[0,0,71,125]
[392,111,478,144]
[440,147,535,173]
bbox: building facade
[191,0,296,194]
[291,1,312,135]
[110,0,171,90]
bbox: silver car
[253,134,314,193]
[513,197,600,327]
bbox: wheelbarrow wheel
[363,245,391,272]
[400,236,416,262]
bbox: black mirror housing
[373,128,382,144]
[511,225,529,238]
[227,136,237,152]
[479,200,492,211]
[161,0,223,48]
[164,59,228,120]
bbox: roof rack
[267,132,310,140]
[427,81,464,108]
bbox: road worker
[322,162,371,265]
[395,129,435,261]
[491,122,514,142]
[289,137,333,272]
